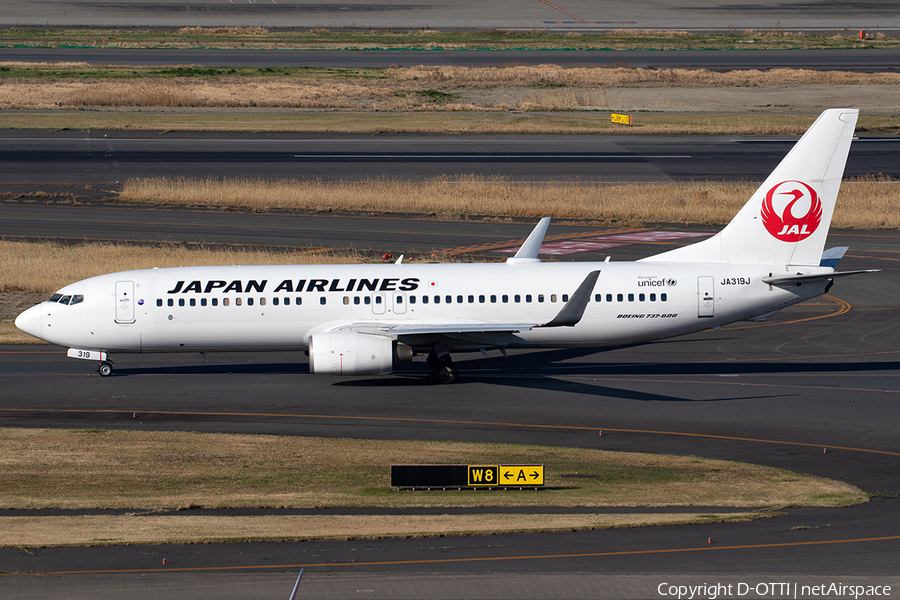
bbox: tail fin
[643,109,858,266]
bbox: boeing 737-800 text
[15,109,876,383]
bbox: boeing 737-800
[15,109,876,383]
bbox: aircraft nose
[15,304,43,339]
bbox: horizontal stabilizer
[762,269,880,285]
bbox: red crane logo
[761,180,822,242]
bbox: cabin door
[115,280,136,324]
[698,276,715,318]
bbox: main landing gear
[98,360,114,377]
[427,352,458,384]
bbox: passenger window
[190,298,196,307]
[617,294,623,302]
[479,295,485,303]
[490,295,496,303]
[595,294,601,302]
[260,297,266,306]
[526,294,532,303]
[343,296,350,305]
[661,293,668,302]
[236,298,242,306]
[375,296,382,305]
[538,294,544,303]
[457,295,463,304]
[320,297,326,305]
[223,298,230,307]
[607,294,613,302]
[410,296,416,304]
[295,297,302,305]
[628,293,634,302]
[423,296,429,304]
[639,293,645,302]
[550,294,557,303]
[515,294,521,303]
[396,295,403,304]
[201,298,207,306]
[247,298,254,306]
[273,297,279,306]
[562,294,568,302]
[178,298,185,307]
[354,297,360,305]
[365,297,371,305]
[212,298,218,306]
[445,295,451,304]
[468,295,474,303]
[502,295,508,303]
[157,299,163,307]
[285,297,290,305]
[650,293,656,301]
[434,295,440,304]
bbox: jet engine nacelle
[308,330,413,375]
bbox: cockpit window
[69,295,84,306]
[48,293,62,303]
[59,295,72,305]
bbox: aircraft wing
[358,322,537,336]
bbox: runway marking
[537,0,584,22]
[561,374,900,396]
[2,407,898,457]
[723,295,851,330]
[447,227,643,255]
[17,534,900,575]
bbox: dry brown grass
[388,65,900,88]
[0,428,864,511]
[176,26,269,35]
[0,241,381,295]
[118,176,900,230]
[2,64,899,111]
[1,512,756,547]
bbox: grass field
[0,428,866,546]
[117,176,900,228]
[1,27,898,51]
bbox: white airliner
[16,109,876,383]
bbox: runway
[1,133,899,196]
[2,219,900,598]
[5,47,900,72]
[2,0,900,31]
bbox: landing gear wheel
[427,352,458,384]
[436,363,458,384]
[98,361,113,377]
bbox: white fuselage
[18,260,829,355]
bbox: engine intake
[308,330,413,375]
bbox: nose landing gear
[98,360,114,377]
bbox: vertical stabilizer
[643,109,858,266]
